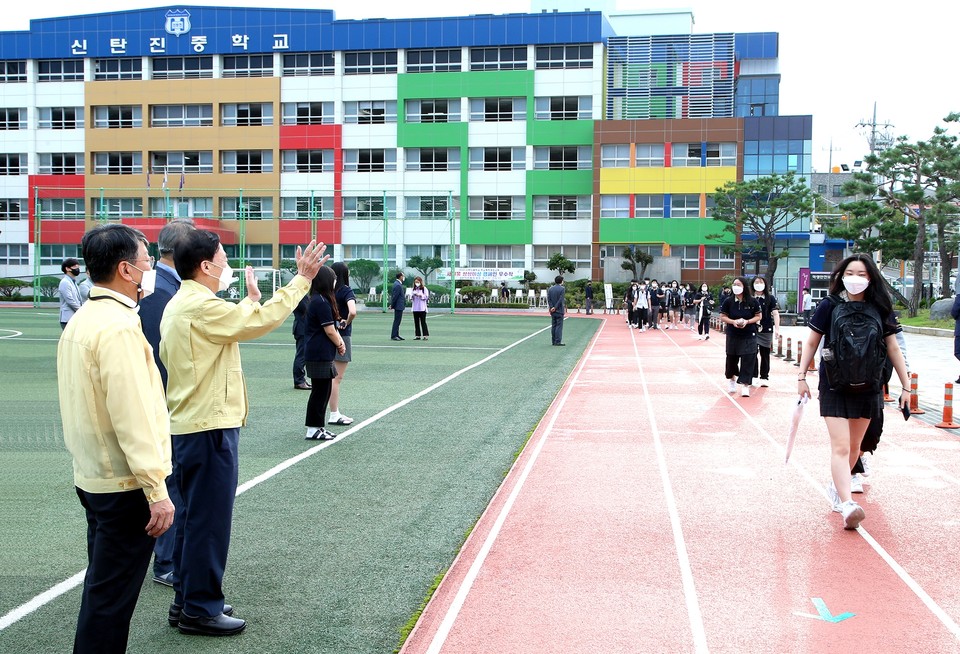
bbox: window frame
[151,56,214,80]
[405,48,461,73]
[93,58,143,81]
[282,52,334,77]
[150,104,213,128]
[37,59,84,82]
[222,54,274,78]
[220,150,274,174]
[93,152,143,175]
[37,107,84,130]
[343,51,398,75]
[532,195,591,220]
[344,100,397,124]
[469,46,527,71]
[221,102,274,127]
[93,105,143,129]
[534,44,593,70]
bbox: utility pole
[855,102,894,155]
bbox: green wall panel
[397,70,534,100]
[526,170,593,195]
[460,218,532,246]
[396,121,466,147]
[598,218,734,244]
[527,119,594,146]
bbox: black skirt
[305,360,338,379]
[818,387,882,419]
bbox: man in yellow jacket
[160,230,327,636]
[57,223,174,654]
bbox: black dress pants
[74,488,154,654]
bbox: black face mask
[69,268,80,276]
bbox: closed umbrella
[785,395,809,464]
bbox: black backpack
[821,294,887,393]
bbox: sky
[5,0,956,172]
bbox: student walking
[304,266,348,440]
[751,276,780,387]
[411,276,430,340]
[694,283,713,340]
[796,254,910,531]
[719,277,761,397]
[634,282,649,331]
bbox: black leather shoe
[169,603,233,628]
[294,382,312,390]
[178,611,245,636]
[391,336,403,341]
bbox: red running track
[401,314,960,654]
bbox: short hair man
[160,231,327,636]
[137,219,195,588]
[390,271,406,340]
[547,275,566,346]
[58,257,83,329]
[57,224,174,654]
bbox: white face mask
[137,268,156,298]
[753,283,765,292]
[207,261,236,293]
[701,286,708,292]
[731,285,744,295]
[842,276,870,295]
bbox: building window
[468,196,524,220]
[343,51,397,75]
[38,153,84,175]
[0,199,27,220]
[150,151,213,174]
[221,103,273,126]
[406,48,461,73]
[600,195,629,218]
[405,244,449,263]
[469,147,525,171]
[94,58,142,80]
[468,97,526,122]
[38,198,85,220]
[342,244,397,265]
[679,245,700,269]
[601,144,630,168]
[817,184,827,194]
[149,197,213,218]
[152,56,213,80]
[343,149,397,173]
[38,59,84,82]
[150,104,213,127]
[344,100,397,124]
[220,197,273,220]
[405,148,460,172]
[0,243,29,265]
[635,144,665,167]
[93,152,142,175]
[469,47,526,71]
[0,108,25,130]
[533,146,591,171]
[221,150,273,174]
[704,245,735,269]
[467,245,524,268]
[0,154,26,176]
[405,99,461,123]
[93,106,142,128]
[0,61,27,83]
[634,194,664,218]
[533,196,591,220]
[670,194,700,218]
[706,142,737,166]
[281,196,333,219]
[222,54,273,78]
[672,143,704,167]
[282,52,334,76]
[534,96,592,120]
[832,185,842,197]
[343,196,396,219]
[534,44,593,70]
[91,197,142,219]
[281,102,334,125]
[281,149,334,173]
[40,244,83,265]
[38,107,84,130]
[404,196,455,219]
[533,245,591,268]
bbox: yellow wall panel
[599,166,737,195]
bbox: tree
[348,258,380,291]
[522,270,537,289]
[406,255,443,283]
[710,171,814,288]
[0,278,24,298]
[621,246,653,280]
[546,252,575,275]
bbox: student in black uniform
[647,280,663,330]
[751,275,780,387]
[719,276,761,397]
[694,283,713,340]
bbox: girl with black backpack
[796,254,910,531]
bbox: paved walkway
[402,314,960,653]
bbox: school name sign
[435,268,524,282]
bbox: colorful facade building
[0,6,811,290]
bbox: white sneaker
[841,500,865,530]
[759,378,769,387]
[860,453,873,477]
[740,385,750,397]
[827,482,842,512]
[697,335,704,341]
[727,379,737,393]
[850,473,864,494]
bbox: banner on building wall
[436,268,524,282]
[797,267,810,312]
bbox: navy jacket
[547,283,566,315]
[138,264,181,387]
[390,279,406,311]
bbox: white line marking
[659,329,960,641]
[629,328,709,653]
[0,329,22,339]
[424,321,604,654]
[0,324,552,632]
